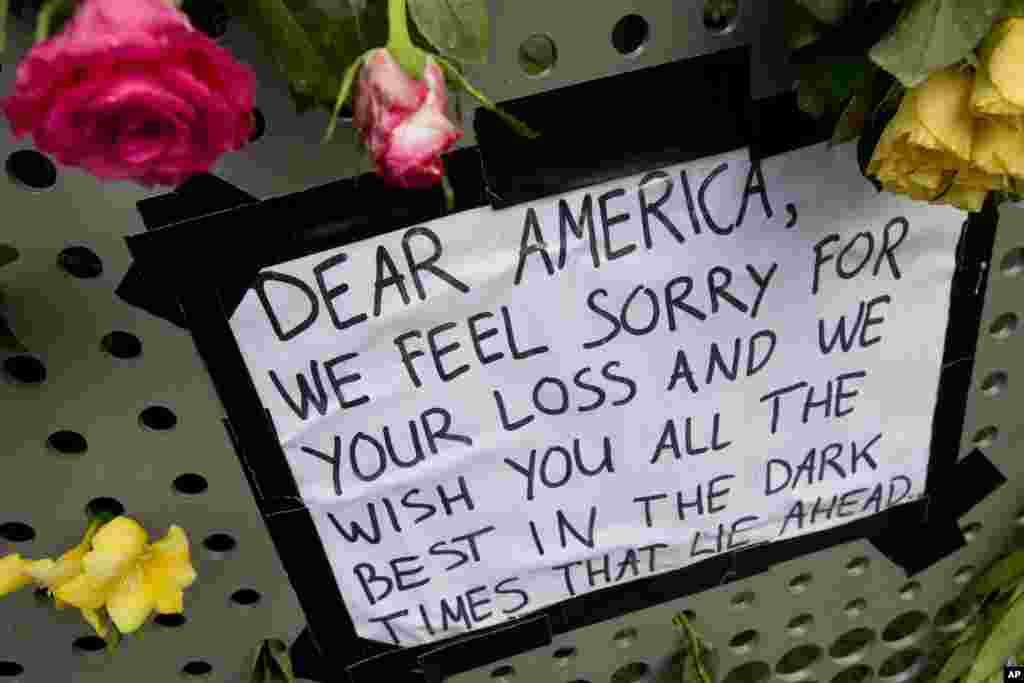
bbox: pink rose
[1,0,256,187]
[354,48,462,189]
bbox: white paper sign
[229,142,962,646]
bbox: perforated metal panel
[0,2,1020,682]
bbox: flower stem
[388,0,411,48]
[435,56,541,138]
[386,0,425,77]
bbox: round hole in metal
[788,573,813,594]
[3,355,46,384]
[935,599,973,633]
[47,430,87,456]
[57,246,102,278]
[723,661,771,683]
[611,14,649,55]
[882,612,929,646]
[980,370,1008,396]
[730,629,759,654]
[990,312,1020,339]
[101,331,142,359]
[732,590,756,609]
[140,405,178,430]
[73,636,107,653]
[829,628,876,664]
[231,588,261,606]
[0,522,35,542]
[154,613,186,627]
[6,150,56,190]
[703,0,740,34]
[173,473,208,495]
[787,614,815,637]
[846,557,870,576]
[1000,247,1024,277]
[898,582,920,600]
[182,660,213,677]
[517,34,557,77]
[611,662,650,683]
[613,627,638,648]
[877,649,923,682]
[85,497,124,519]
[0,661,24,677]
[831,665,873,683]
[972,425,999,448]
[203,533,236,553]
[776,645,823,680]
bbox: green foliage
[921,549,1024,683]
[869,0,1005,87]
[408,0,488,63]
[251,639,295,683]
[792,0,852,25]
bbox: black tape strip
[947,449,1008,520]
[116,173,258,328]
[868,201,1000,574]
[746,89,834,162]
[870,505,967,576]
[473,47,752,209]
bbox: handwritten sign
[229,143,962,646]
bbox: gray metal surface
[0,1,1018,682]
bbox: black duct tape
[474,47,752,209]
[867,199,1003,575]
[116,173,259,329]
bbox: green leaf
[832,92,871,145]
[35,0,77,41]
[965,593,1024,683]
[408,0,489,63]
[222,0,327,99]
[251,640,295,683]
[435,56,539,137]
[936,638,982,683]
[0,245,18,269]
[969,552,1024,603]
[784,0,828,50]
[0,0,8,54]
[793,0,852,25]
[1003,0,1024,18]
[0,312,26,353]
[869,0,1005,87]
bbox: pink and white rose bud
[353,47,462,189]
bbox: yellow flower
[0,554,32,596]
[55,519,196,634]
[868,65,1017,212]
[978,18,1024,119]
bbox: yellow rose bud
[0,554,32,596]
[972,117,1024,181]
[982,18,1024,110]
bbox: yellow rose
[976,18,1024,124]
[869,66,988,211]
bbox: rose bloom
[869,66,1015,212]
[354,47,462,189]
[1,0,256,187]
